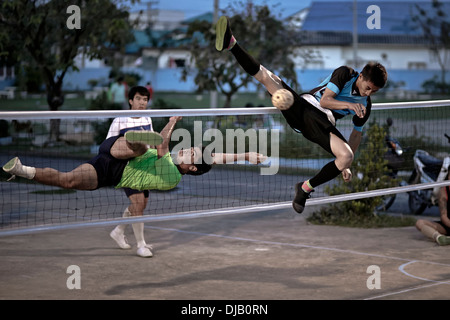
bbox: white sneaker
[110,229,131,249]
[2,157,35,179]
[137,246,153,258]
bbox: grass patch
[307,210,417,228]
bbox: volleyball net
[1,99,449,235]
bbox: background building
[1,1,448,96]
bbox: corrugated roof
[298,30,431,45]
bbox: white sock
[21,165,36,179]
[131,222,147,248]
[113,208,131,234]
[7,158,36,179]
[421,225,440,241]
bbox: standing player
[107,86,155,258]
[215,16,387,213]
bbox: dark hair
[187,161,213,176]
[185,146,212,176]
[361,62,388,88]
[128,86,150,108]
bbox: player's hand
[342,168,352,182]
[247,152,267,164]
[350,103,366,118]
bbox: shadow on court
[0,206,449,301]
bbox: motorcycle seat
[418,153,443,181]
[418,153,443,167]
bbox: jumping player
[215,16,387,213]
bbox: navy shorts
[437,221,450,235]
[87,136,129,189]
[279,81,347,155]
[123,188,149,198]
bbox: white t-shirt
[106,117,154,139]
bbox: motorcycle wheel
[376,194,396,211]
[408,190,427,215]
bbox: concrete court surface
[0,206,449,303]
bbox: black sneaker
[292,182,313,214]
[215,16,233,52]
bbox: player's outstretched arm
[211,152,267,165]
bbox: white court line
[145,225,450,299]
[364,261,450,300]
[364,281,450,300]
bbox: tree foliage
[182,1,301,108]
[0,0,135,139]
[413,0,450,89]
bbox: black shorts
[279,81,347,155]
[123,188,149,198]
[87,136,129,189]
[436,221,450,235]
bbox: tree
[0,0,136,140]
[182,1,300,108]
[413,0,450,92]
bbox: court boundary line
[144,225,450,300]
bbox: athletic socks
[230,43,261,76]
[228,35,237,50]
[216,16,260,77]
[132,222,153,257]
[109,208,132,249]
[421,225,440,241]
[306,161,342,191]
[301,180,314,193]
[420,225,450,246]
[114,208,131,234]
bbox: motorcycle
[376,118,405,211]
[407,133,450,215]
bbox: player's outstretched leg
[110,208,132,249]
[215,16,236,52]
[215,16,292,108]
[125,131,163,146]
[292,182,314,214]
[3,157,36,180]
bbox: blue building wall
[62,67,447,93]
[1,67,447,93]
[296,69,448,92]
